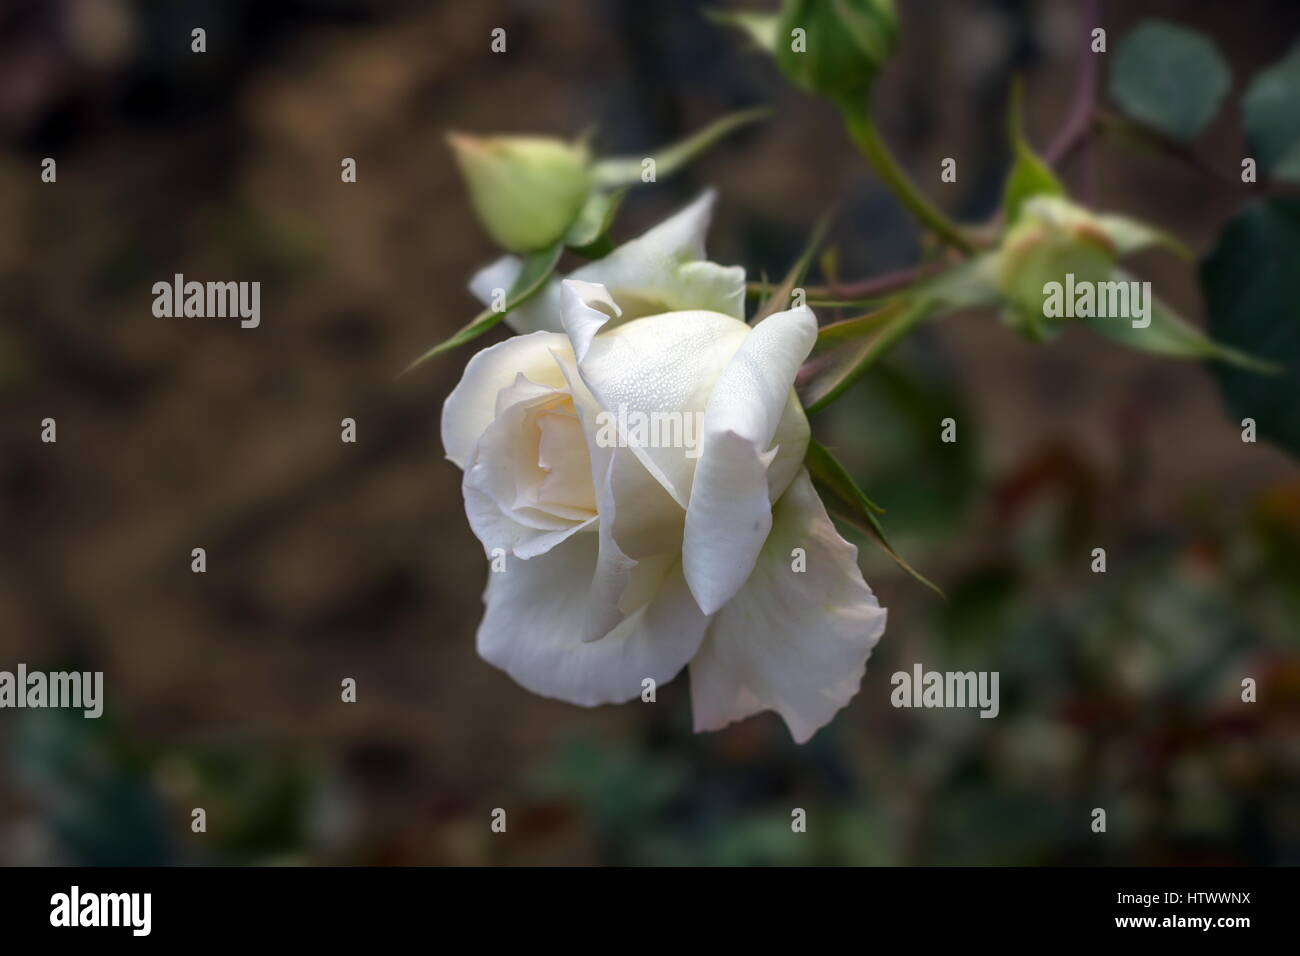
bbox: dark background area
[0,0,1297,865]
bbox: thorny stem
[1094,108,1298,194]
[826,1,1104,295]
[800,263,938,302]
[1045,0,1102,177]
[1046,0,1295,195]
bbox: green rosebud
[448,134,590,253]
[775,0,897,105]
[995,196,1118,341]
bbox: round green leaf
[1243,40,1300,181]
[1110,20,1229,142]
[1200,198,1300,458]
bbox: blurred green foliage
[520,474,1299,865]
[1203,199,1300,459]
[1242,39,1300,181]
[1111,21,1230,142]
[8,708,339,866]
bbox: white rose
[441,193,886,742]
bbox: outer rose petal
[441,331,572,469]
[463,480,595,559]
[470,258,563,335]
[551,337,686,561]
[462,375,596,560]
[765,393,811,502]
[552,355,636,643]
[571,191,745,320]
[682,306,816,615]
[688,469,887,743]
[468,191,746,335]
[477,531,710,706]
[607,447,684,560]
[560,280,749,507]
[548,347,681,641]
[467,255,524,316]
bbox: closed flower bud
[448,134,590,253]
[775,0,897,105]
[995,197,1117,340]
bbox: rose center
[524,395,596,515]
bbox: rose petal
[577,448,637,643]
[689,469,887,743]
[560,280,749,508]
[477,533,711,706]
[471,374,572,530]
[765,393,811,503]
[547,347,681,642]
[468,191,746,335]
[682,306,816,615]
[441,331,572,469]
[570,191,746,320]
[467,255,521,310]
[535,405,597,511]
[607,447,684,559]
[464,479,595,560]
[463,377,597,560]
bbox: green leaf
[402,240,564,373]
[591,107,770,188]
[565,187,628,253]
[1082,267,1276,372]
[704,8,778,53]
[1110,20,1229,142]
[14,710,174,865]
[752,212,833,323]
[817,356,979,550]
[799,297,935,414]
[1274,143,1300,181]
[1243,40,1300,182]
[1200,198,1300,457]
[1002,80,1065,225]
[805,438,943,597]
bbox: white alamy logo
[0,664,102,718]
[594,405,706,458]
[890,664,999,718]
[1042,273,1151,328]
[152,273,261,328]
[50,886,151,936]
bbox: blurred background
[0,0,1297,865]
